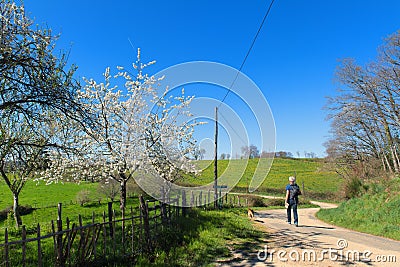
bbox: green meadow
[0,181,139,234]
[183,158,340,199]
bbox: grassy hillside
[182,158,340,199]
[317,177,400,240]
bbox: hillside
[181,158,340,200]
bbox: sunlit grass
[184,158,340,199]
[317,177,400,240]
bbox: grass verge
[317,177,400,241]
[137,208,266,266]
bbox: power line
[219,0,276,106]
[218,111,248,146]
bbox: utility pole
[214,107,218,209]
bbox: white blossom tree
[42,50,199,210]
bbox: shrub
[342,176,365,199]
[265,198,285,207]
[0,205,35,221]
[97,179,119,202]
[76,190,91,206]
[244,195,267,207]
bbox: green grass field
[0,181,140,234]
[182,158,340,199]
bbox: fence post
[190,191,194,207]
[139,195,150,253]
[160,187,167,224]
[102,211,107,256]
[130,207,135,254]
[36,223,42,267]
[4,228,9,267]
[182,191,187,217]
[65,217,71,264]
[92,211,97,258]
[208,190,211,208]
[51,220,57,260]
[57,203,64,266]
[112,209,116,258]
[78,214,85,263]
[108,202,113,237]
[22,225,26,267]
[121,208,125,253]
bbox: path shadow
[297,225,335,230]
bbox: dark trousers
[286,199,298,224]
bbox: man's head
[288,176,295,184]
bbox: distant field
[181,158,341,199]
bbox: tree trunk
[383,152,393,173]
[13,192,22,227]
[120,179,127,211]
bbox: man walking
[285,176,301,226]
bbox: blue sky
[24,0,400,158]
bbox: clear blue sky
[25,0,400,158]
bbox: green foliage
[317,177,400,240]
[342,176,364,199]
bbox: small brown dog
[247,208,254,219]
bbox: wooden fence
[0,191,262,266]
[0,195,181,267]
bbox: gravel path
[216,202,400,267]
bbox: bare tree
[241,145,260,159]
[97,179,119,202]
[326,30,400,175]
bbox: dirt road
[216,203,400,267]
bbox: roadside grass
[137,208,266,266]
[317,177,400,241]
[183,158,340,200]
